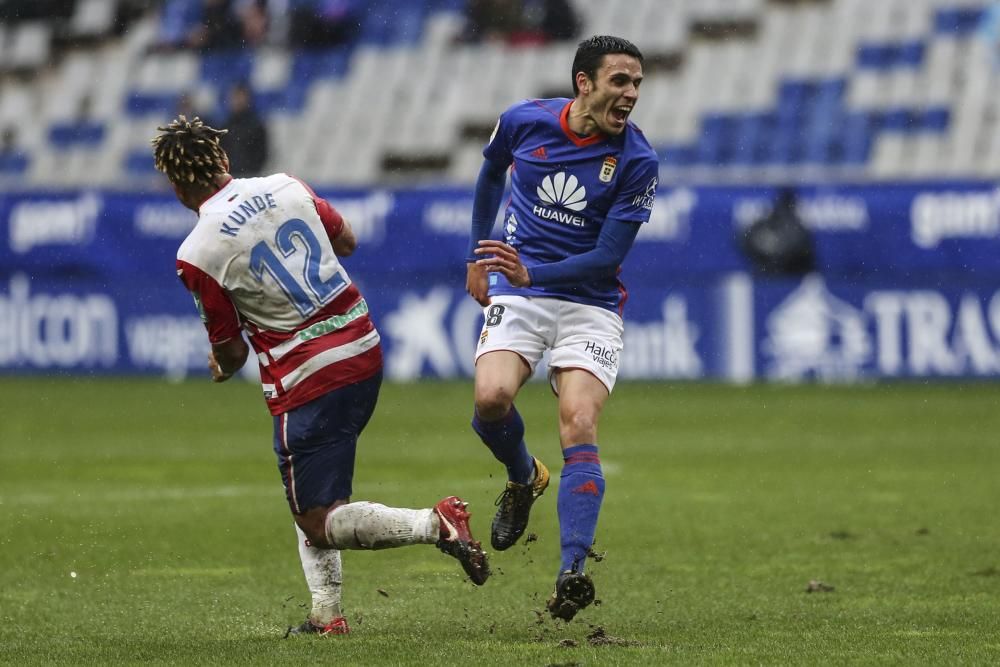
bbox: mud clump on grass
[587,547,607,562]
[805,579,835,593]
[586,626,639,646]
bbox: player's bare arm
[332,218,357,257]
[466,261,491,306]
[208,336,248,382]
[474,240,531,287]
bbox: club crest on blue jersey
[600,156,617,183]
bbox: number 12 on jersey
[249,218,347,317]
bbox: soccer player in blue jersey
[465,35,659,621]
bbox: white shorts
[475,295,624,394]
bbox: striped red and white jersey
[176,173,381,415]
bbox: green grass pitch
[1,377,999,664]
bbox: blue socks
[471,405,535,485]
[557,444,605,574]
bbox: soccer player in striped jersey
[152,116,489,637]
[465,36,659,621]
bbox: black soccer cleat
[546,570,596,621]
[491,457,549,551]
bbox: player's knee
[295,511,333,549]
[559,406,598,444]
[474,385,515,421]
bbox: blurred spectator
[457,0,524,43]
[0,128,29,175]
[739,187,816,277]
[0,0,74,23]
[233,0,270,47]
[153,0,247,52]
[289,0,359,49]
[457,0,579,45]
[188,0,243,51]
[219,82,269,177]
[515,0,581,44]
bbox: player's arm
[209,337,249,382]
[314,196,356,256]
[475,218,641,287]
[466,158,509,305]
[293,175,356,257]
[177,260,248,382]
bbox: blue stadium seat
[48,121,105,147]
[840,112,874,164]
[125,150,158,175]
[200,50,254,87]
[291,47,352,81]
[897,40,926,67]
[0,152,29,174]
[126,92,179,116]
[856,43,896,69]
[730,113,766,165]
[855,42,924,69]
[881,108,916,132]
[934,7,986,35]
[920,107,950,132]
[696,113,733,164]
[658,144,696,167]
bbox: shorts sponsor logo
[479,329,489,346]
[584,340,618,370]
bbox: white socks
[295,524,343,624]
[324,502,439,550]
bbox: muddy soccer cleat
[491,457,550,551]
[284,616,350,637]
[546,570,596,621]
[434,496,490,585]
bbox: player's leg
[546,368,608,621]
[545,303,623,620]
[473,350,535,482]
[284,524,348,636]
[276,372,489,587]
[472,297,552,550]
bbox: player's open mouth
[610,106,632,126]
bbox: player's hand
[208,351,233,383]
[466,261,491,306]
[474,240,531,288]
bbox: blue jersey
[483,98,659,312]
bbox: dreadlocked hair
[151,115,229,189]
